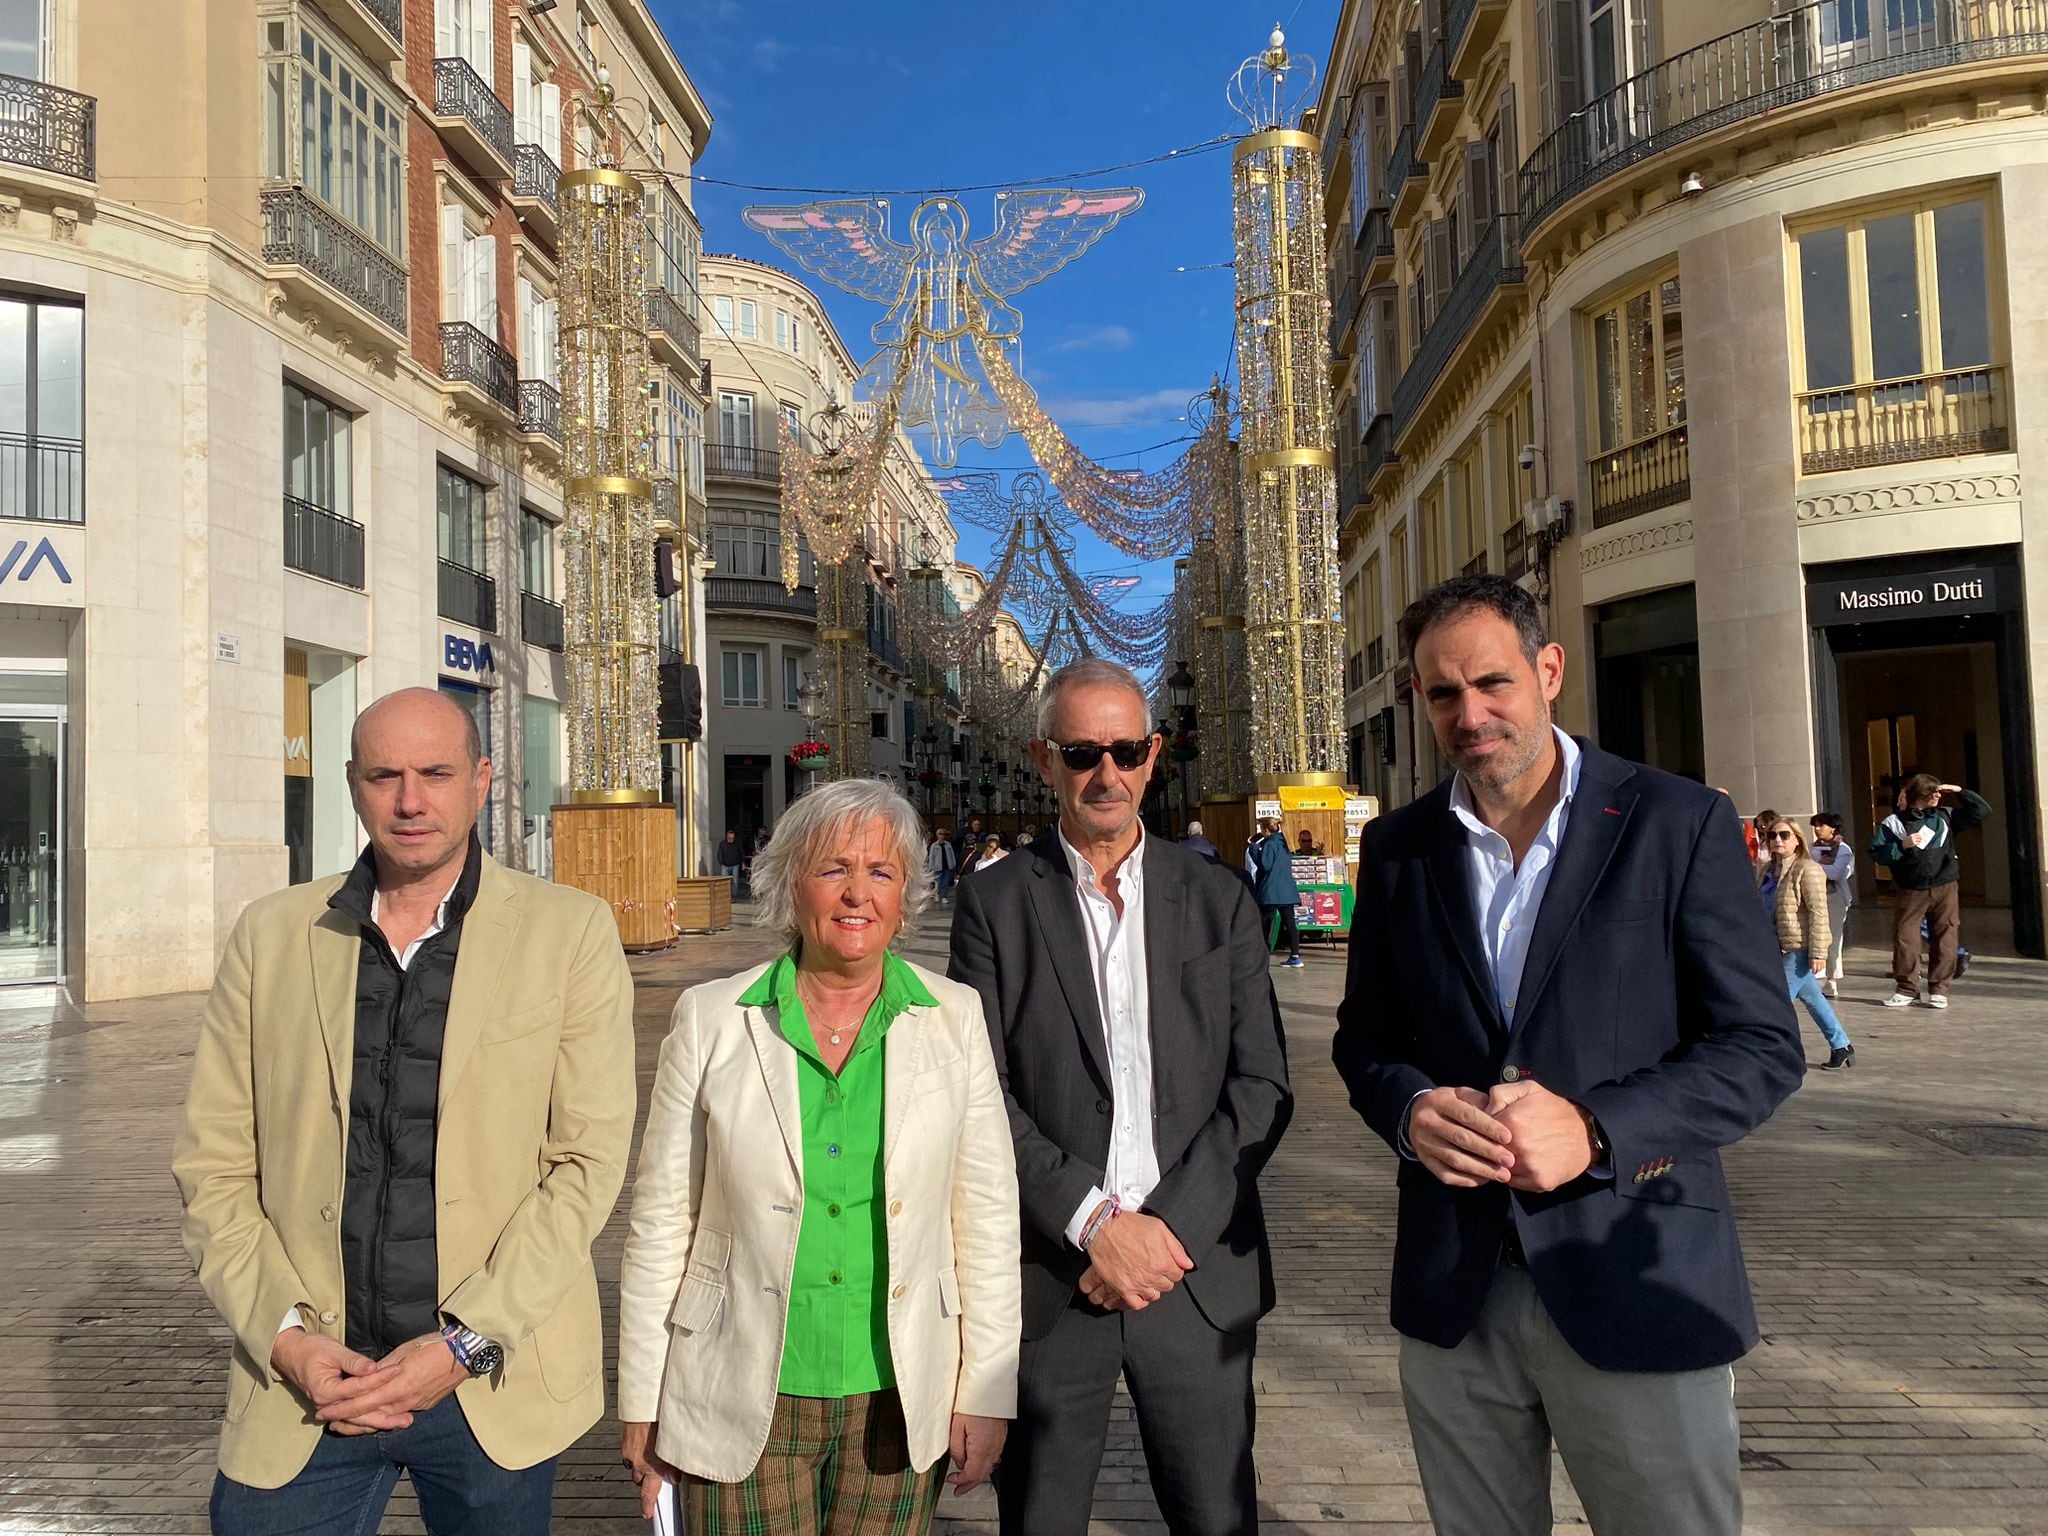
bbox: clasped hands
[1409,1079,1600,1192]
[1077,1208,1192,1312]
[271,1325,468,1435]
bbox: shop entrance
[722,754,769,851]
[1593,586,1704,782]
[1808,551,2040,957]
[0,712,61,983]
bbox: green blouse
[738,950,939,1398]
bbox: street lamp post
[1168,657,1198,835]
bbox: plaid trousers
[684,1390,942,1536]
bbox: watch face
[468,1342,504,1377]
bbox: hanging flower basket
[917,768,945,788]
[1169,730,1201,764]
[790,739,832,767]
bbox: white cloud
[752,38,790,72]
[1051,323,1136,354]
[1037,387,1197,429]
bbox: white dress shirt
[1057,824,1160,1247]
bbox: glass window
[262,17,405,258]
[1798,198,1997,387]
[713,294,733,334]
[784,651,802,709]
[0,294,83,522]
[738,299,757,340]
[721,647,761,707]
[283,381,352,514]
[1863,212,1922,382]
[1799,226,1854,390]
[521,509,554,597]
[1589,275,1683,449]
[0,0,42,80]
[437,464,485,570]
[1933,201,1991,370]
[719,391,755,448]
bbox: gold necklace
[797,972,879,1050]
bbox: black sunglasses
[1044,736,1155,772]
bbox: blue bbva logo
[0,537,72,584]
[444,634,495,674]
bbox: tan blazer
[171,854,637,1489]
[617,957,1021,1482]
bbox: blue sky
[650,0,1339,600]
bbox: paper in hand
[651,1477,680,1536]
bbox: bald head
[351,687,482,767]
[347,688,492,886]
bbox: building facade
[697,253,969,853]
[1319,0,2048,954]
[0,0,709,997]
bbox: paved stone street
[2,908,2047,1534]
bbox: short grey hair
[1034,657,1150,740]
[749,778,935,947]
[1186,819,1203,836]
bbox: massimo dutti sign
[1807,565,2016,627]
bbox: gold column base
[1255,772,1348,791]
[570,787,662,806]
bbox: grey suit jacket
[948,832,1293,1340]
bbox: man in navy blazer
[1332,575,1803,1536]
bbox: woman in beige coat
[1760,817,1855,1070]
[616,778,1021,1535]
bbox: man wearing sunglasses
[948,657,1293,1536]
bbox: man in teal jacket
[1868,773,1993,1010]
[1250,818,1303,968]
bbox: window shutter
[440,203,464,321]
[1547,0,1584,129]
[517,274,534,362]
[1495,88,1520,233]
[543,299,558,385]
[1408,280,1423,356]
[473,230,497,338]
[513,42,533,142]
[1431,220,1453,317]
[435,0,456,59]
[1422,0,1443,46]
[1467,140,1495,233]
[1394,64,1411,137]
[468,0,492,79]
[1455,164,1475,265]
[541,83,562,159]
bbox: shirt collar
[331,830,483,929]
[1057,821,1146,895]
[1449,726,1582,846]
[738,948,940,1015]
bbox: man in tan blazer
[173,688,635,1535]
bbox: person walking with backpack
[1869,774,1992,1010]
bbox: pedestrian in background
[1182,818,1219,861]
[948,658,1292,1536]
[1869,774,1993,1010]
[1250,818,1303,968]
[618,779,1019,1533]
[716,829,744,898]
[1333,576,1803,1536]
[1761,817,1854,1070]
[1809,812,1854,998]
[926,825,959,905]
[1748,808,1778,870]
[174,689,637,1535]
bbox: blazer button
[1095,1098,1110,1114]
[320,1205,336,1222]
[889,1200,903,1216]
[892,1283,907,1300]
[1501,1065,1522,1083]
[318,1310,337,1325]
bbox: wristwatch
[441,1322,503,1378]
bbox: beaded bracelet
[1079,1196,1122,1252]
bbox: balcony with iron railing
[283,495,364,589]
[522,589,564,652]
[1520,0,2048,250]
[1590,422,1692,527]
[261,186,408,338]
[1363,408,1399,492]
[647,286,701,370]
[1346,650,1365,693]
[706,441,782,485]
[1320,93,1353,179]
[439,321,517,417]
[321,0,402,65]
[1502,519,1529,580]
[1417,41,1466,157]
[431,56,514,180]
[438,559,497,632]
[0,72,94,185]
[1367,635,1387,678]
[1447,0,1510,78]
[1387,122,1427,223]
[868,625,907,675]
[510,143,561,242]
[1357,203,1394,286]
[1391,214,1524,441]
[1461,549,1489,577]
[0,432,82,524]
[1330,266,1361,356]
[517,378,562,446]
[1797,365,2009,476]
[704,574,818,619]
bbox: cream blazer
[171,855,637,1489]
[616,957,1021,1481]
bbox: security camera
[1680,169,1707,198]
[1517,444,1538,471]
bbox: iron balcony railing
[439,321,517,414]
[1346,651,1365,692]
[283,495,364,588]
[518,378,562,443]
[1590,422,1692,527]
[1385,121,1423,191]
[1363,409,1397,481]
[868,623,906,674]
[1502,519,1529,580]
[513,142,560,217]
[1448,0,1483,57]
[704,574,818,618]
[0,432,82,523]
[1520,0,2048,239]
[359,0,403,42]
[1391,214,1524,435]
[1462,550,1489,576]
[1357,203,1393,272]
[1367,635,1387,678]
[1340,453,1361,516]
[646,285,701,360]
[654,476,683,532]
[433,56,514,167]
[0,72,95,181]
[1330,270,1361,353]
[261,187,408,335]
[522,590,564,651]
[706,441,781,484]
[1320,92,1352,170]
[437,558,497,632]
[1417,41,1464,133]
[1797,364,2010,475]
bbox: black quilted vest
[328,836,482,1357]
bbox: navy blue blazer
[1331,740,1804,1373]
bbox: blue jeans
[210,1397,555,1536]
[935,866,956,902]
[1784,950,1850,1051]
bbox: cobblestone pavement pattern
[1,909,2045,1534]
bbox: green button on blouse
[739,950,938,1399]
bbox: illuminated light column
[1229,26,1344,787]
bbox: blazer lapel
[438,861,519,1113]
[1425,809,1507,1037]
[310,908,362,1106]
[1512,747,1641,1029]
[1142,847,1185,1118]
[1026,852,1113,1087]
[744,1003,805,1177]
[882,1001,932,1179]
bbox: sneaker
[1883,992,1915,1008]
[1284,956,1305,968]
[1821,981,1838,999]
[1822,1045,1856,1070]
[1927,995,1949,1010]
